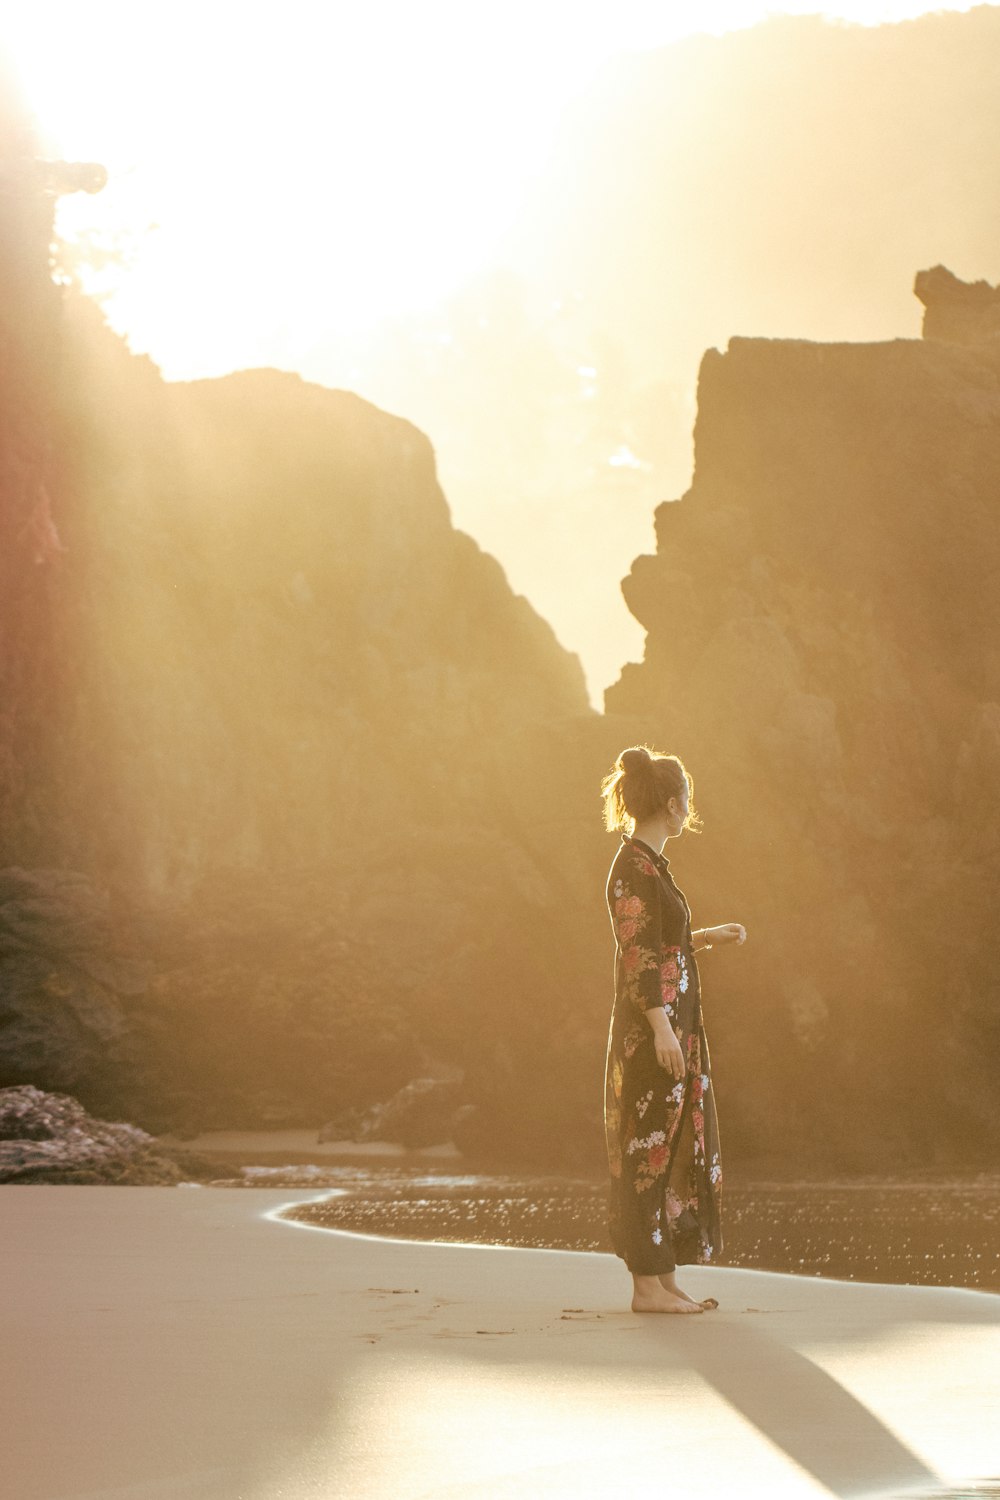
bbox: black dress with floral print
[604,835,722,1275]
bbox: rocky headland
[3,83,998,1172]
[606,270,1000,1168]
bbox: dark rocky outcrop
[606,289,1000,1171]
[0,868,149,1093]
[0,1085,184,1183]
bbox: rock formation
[606,278,1000,1170]
[0,1085,185,1183]
[914,265,1000,345]
[1,100,623,1160]
[320,1075,464,1149]
[9,34,997,1176]
[0,867,147,1094]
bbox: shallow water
[226,1164,1000,1291]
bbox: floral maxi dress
[604,834,723,1274]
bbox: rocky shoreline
[0,1086,230,1185]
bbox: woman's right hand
[645,1012,686,1081]
[654,1030,686,1081]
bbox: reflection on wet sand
[257,1166,1000,1291]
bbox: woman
[601,745,746,1314]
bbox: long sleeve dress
[604,834,723,1275]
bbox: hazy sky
[3,0,995,700]
[6,0,988,368]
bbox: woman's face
[665,783,690,838]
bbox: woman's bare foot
[658,1272,719,1311]
[631,1274,704,1314]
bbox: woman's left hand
[708,923,746,946]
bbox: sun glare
[2,0,985,373]
[7,3,629,367]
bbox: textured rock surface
[606,322,1000,1169]
[0,1085,183,1183]
[44,355,592,892]
[0,867,147,1093]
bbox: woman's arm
[693,923,747,951]
[645,1005,686,1081]
[610,855,669,1014]
[610,853,687,1078]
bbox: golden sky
[6,0,986,370]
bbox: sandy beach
[2,1186,998,1500]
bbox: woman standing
[601,746,746,1314]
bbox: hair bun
[619,747,652,776]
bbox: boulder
[0,1085,185,1184]
[321,1076,465,1149]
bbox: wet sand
[167,1131,1000,1294]
[278,1171,1000,1292]
[2,1185,999,1499]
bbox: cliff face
[607,309,1000,1169]
[10,53,998,1176]
[47,340,592,889]
[0,95,70,859]
[0,130,626,1151]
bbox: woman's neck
[632,817,670,853]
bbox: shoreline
[12,1150,1000,1296]
[274,1173,1000,1295]
[146,1129,1000,1295]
